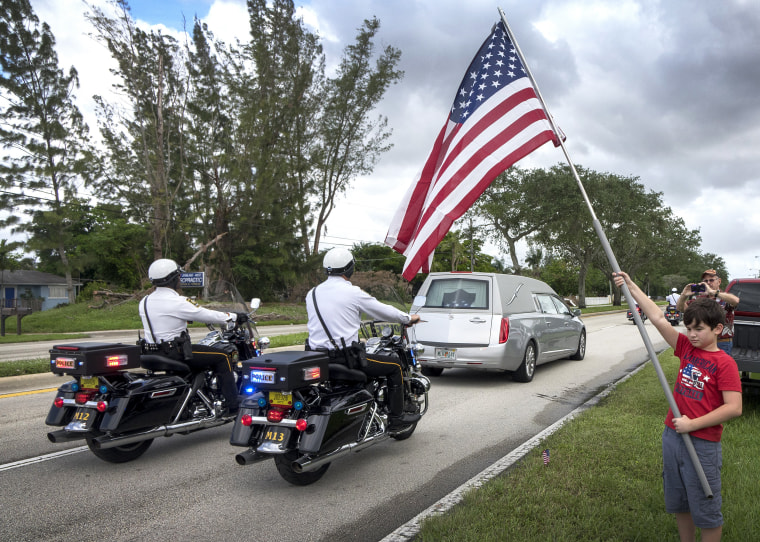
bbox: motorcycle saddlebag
[298,388,374,454]
[98,375,189,433]
[50,342,141,376]
[240,351,329,391]
[45,380,78,426]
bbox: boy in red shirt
[614,271,742,542]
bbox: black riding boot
[387,385,419,429]
[219,371,240,414]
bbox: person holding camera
[676,269,739,355]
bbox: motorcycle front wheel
[273,451,330,486]
[86,436,154,463]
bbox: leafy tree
[352,242,405,274]
[529,165,702,307]
[307,17,403,255]
[539,257,579,297]
[0,0,92,302]
[226,0,324,297]
[86,0,189,261]
[71,204,151,288]
[430,228,499,274]
[473,166,576,274]
[183,19,237,284]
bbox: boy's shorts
[662,426,723,528]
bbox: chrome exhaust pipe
[292,432,390,473]
[91,416,230,450]
[47,430,88,443]
[235,449,272,466]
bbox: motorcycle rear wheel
[86,436,154,463]
[274,451,330,486]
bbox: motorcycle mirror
[412,295,426,309]
[250,298,261,310]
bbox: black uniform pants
[363,353,405,417]
[185,344,239,409]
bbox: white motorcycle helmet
[671,288,678,293]
[323,247,355,278]
[148,258,183,287]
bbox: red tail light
[96,401,108,413]
[267,409,285,423]
[241,414,253,427]
[75,392,94,405]
[54,397,64,408]
[295,418,308,432]
[499,317,510,344]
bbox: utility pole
[469,217,474,271]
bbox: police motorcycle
[664,305,682,326]
[626,303,647,323]
[230,319,430,485]
[45,282,269,463]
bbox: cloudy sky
[29,0,760,281]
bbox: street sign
[179,272,205,288]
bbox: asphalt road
[0,312,668,541]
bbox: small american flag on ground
[542,449,550,466]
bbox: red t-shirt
[665,333,742,441]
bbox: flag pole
[497,7,713,498]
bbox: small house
[0,269,80,311]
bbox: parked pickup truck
[724,278,760,391]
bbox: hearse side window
[424,278,489,309]
[551,296,572,316]
[536,294,559,314]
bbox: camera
[691,283,706,293]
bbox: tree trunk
[577,263,587,309]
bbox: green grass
[0,299,308,335]
[416,351,760,541]
[0,333,89,344]
[0,358,49,378]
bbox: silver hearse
[411,272,586,382]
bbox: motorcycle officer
[139,258,246,416]
[666,287,679,306]
[306,247,421,430]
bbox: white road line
[0,446,88,472]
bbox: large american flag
[385,21,559,280]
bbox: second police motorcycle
[230,277,431,485]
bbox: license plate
[72,408,95,430]
[269,391,293,407]
[250,369,275,384]
[263,427,290,444]
[80,376,99,389]
[435,347,456,360]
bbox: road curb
[380,360,649,542]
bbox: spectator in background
[676,269,740,355]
